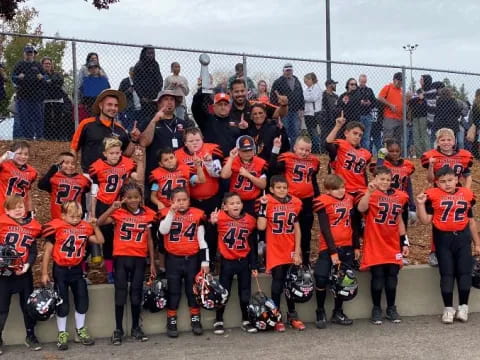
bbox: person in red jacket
[270,135,320,265]
[256,175,303,331]
[416,166,480,324]
[97,183,156,345]
[0,196,42,354]
[357,166,409,326]
[0,141,37,216]
[210,192,258,335]
[41,201,104,351]
[89,137,137,283]
[158,188,209,338]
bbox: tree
[0,7,67,116]
[443,77,469,102]
[0,0,118,20]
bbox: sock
[56,316,67,332]
[105,259,114,274]
[334,297,344,312]
[371,289,382,307]
[167,309,177,318]
[216,306,225,322]
[74,311,85,330]
[26,328,34,337]
[441,292,453,307]
[115,305,124,331]
[240,301,249,321]
[385,288,396,307]
[315,289,327,310]
[190,307,200,316]
[131,304,141,329]
[458,290,470,306]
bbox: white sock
[56,316,67,332]
[75,311,86,329]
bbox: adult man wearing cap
[192,90,245,156]
[71,89,138,173]
[137,88,195,186]
[270,63,304,147]
[319,79,339,153]
[11,44,46,139]
[378,72,404,142]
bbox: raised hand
[336,111,346,126]
[210,207,219,224]
[273,135,282,148]
[130,121,141,141]
[238,113,249,129]
[416,192,427,204]
[229,147,239,158]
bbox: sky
[16,0,480,97]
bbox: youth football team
[0,111,479,355]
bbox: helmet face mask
[284,265,314,303]
[193,272,229,310]
[143,277,168,313]
[26,286,63,321]
[0,244,24,276]
[329,263,358,301]
[248,291,281,331]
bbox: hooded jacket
[408,74,438,120]
[133,46,163,101]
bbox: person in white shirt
[164,62,189,120]
[303,72,322,153]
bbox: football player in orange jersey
[150,147,205,210]
[0,141,38,216]
[210,192,258,335]
[41,201,104,351]
[270,135,320,265]
[313,175,359,329]
[416,167,480,324]
[0,196,42,354]
[97,183,156,345]
[158,188,209,338]
[257,175,304,332]
[421,128,474,267]
[357,166,409,326]
[90,137,137,283]
[221,135,267,215]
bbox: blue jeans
[360,114,373,149]
[14,99,44,139]
[282,110,300,148]
[370,120,383,155]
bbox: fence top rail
[2,31,480,77]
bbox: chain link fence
[1,32,480,158]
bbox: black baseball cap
[393,72,403,81]
[236,135,255,151]
[325,79,338,86]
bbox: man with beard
[138,89,195,187]
[71,89,138,173]
[133,46,163,129]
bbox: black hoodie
[133,46,163,101]
[408,74,438,119]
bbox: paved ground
[3,314,480,360]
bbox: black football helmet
[193,271,229,310]
[0,244,23,276]
[284,265,314,303]
[26,286,63,321]
[472,257,480,289]
[143,276,168,313]
[247,291,282,331]
[329,262,358,301]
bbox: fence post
[72,41,79,129]
[402,66,407,157]
[242,53,247,86]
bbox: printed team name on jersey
[99,167,129,177]
[271,204,295,212]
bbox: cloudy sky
[21,0,480,96]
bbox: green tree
[443,77,469,102]
[0,7,67,116]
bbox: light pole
[402,44,418,91]
[326,0,331,80]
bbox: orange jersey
[313,193,354,252]
[89,156,136,205]
[227,156,267,201]
[277,152,320,198]
[360,189,408,270]
[216,210,256,260]
[0,160,37,215]
[421,149,473,178]
[258,194,302,271]
[111,206,157,257]
[425,187,475,232]
[149,165,191,207]
[43,219,94,267]
[330,139,372,193]
[370,159,415,192]
[0,214,41,265]
[159,207,206,256]
[175,144,223,200]
[49,172,91,219]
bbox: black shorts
[53,264,89,317]
[114,256,146,306]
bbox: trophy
[199,53,212,94]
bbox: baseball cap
[283,63,293,70]
[236,135,255,151]
[393,72,403,81]
[325,79,338,86]
[23,44,36,53]
[214,93,230,104]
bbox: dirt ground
[1,140,479,284]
